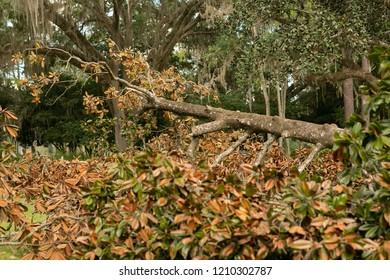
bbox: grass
[0,200,47,260]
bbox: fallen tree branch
[29,46,346,149]
[298,143,324,172]
[212,131,251,167]
[254,135,277,167]
[187,136,200,159]
[150,98,343,147]
[191,119,230,136]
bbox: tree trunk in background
[342,77,354,123]
[109,67,128,152]
[342,45,355,123]
[247,72,253,113]
[361,56,370,128]
[260,64,271,140]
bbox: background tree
[199,0,389,126]
[8,0,209,151]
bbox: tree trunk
[247,73,253,113]
[342,45,355,123]
[342,77,354,123]
[260,64,271,140]
[361,56,370,128]
[145,97,343,148]
[109,66,128,152]
[110,97,128,152]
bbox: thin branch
[187,136,200,159]
[212,131,251,167]
[298,143,323,173]
[18,214,88,244]
[191,119,230,136]
[254,135,276,167]
[304,68,379,90]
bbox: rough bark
[342,45,355,123]
[342,77,354,123]
[361,57,371,128]
[144,97,343,148]
[212,131,251,167]
[298,143,323,172]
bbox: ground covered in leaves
[1,139,389,260]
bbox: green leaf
[351,122,362,137]
[365,226,379,239]
[245,184,255,197]
[382,136,390,147]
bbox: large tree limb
[304,68,379,90]
[43,0,107,63]
[31,46,345,150]
[147,98,343,148]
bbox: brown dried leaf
[64,178,80,186]
[0,200,8,207]
[131,218,140,230]
[235,208,249,221]
[47,200,62,211]
[384,210,390,226]
[221,243,235,258]
[5,125,18,137]
[182,237,194,245]
[139,228,151,242]
[159,178,171,187]
[111,246,127,257]
[145,251,154,260]
[21,252,35,260]
[310,217,330,228]
[50,250,66,260]
[157,197,168,207]
[208,200,221,214]
[138,172,147,182]
[265,179,275,190]
[288,226,306,236]
[333,185,344,193]
[290,239,313,250]
[170,230,187,237]
[35,202,46,213]
[384,240,390,252]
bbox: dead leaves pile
[0,148,388,260]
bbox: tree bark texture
[342,77,354,123]
[145,97,343,148]
[361,56,371,127]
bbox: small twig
[212,131,251,167]
[18,214,88,244]
[298,143,323,173]
[254,135,276,167]
[187,136,200,160]
[0,241,71,247]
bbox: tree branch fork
[27,46,346,170]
